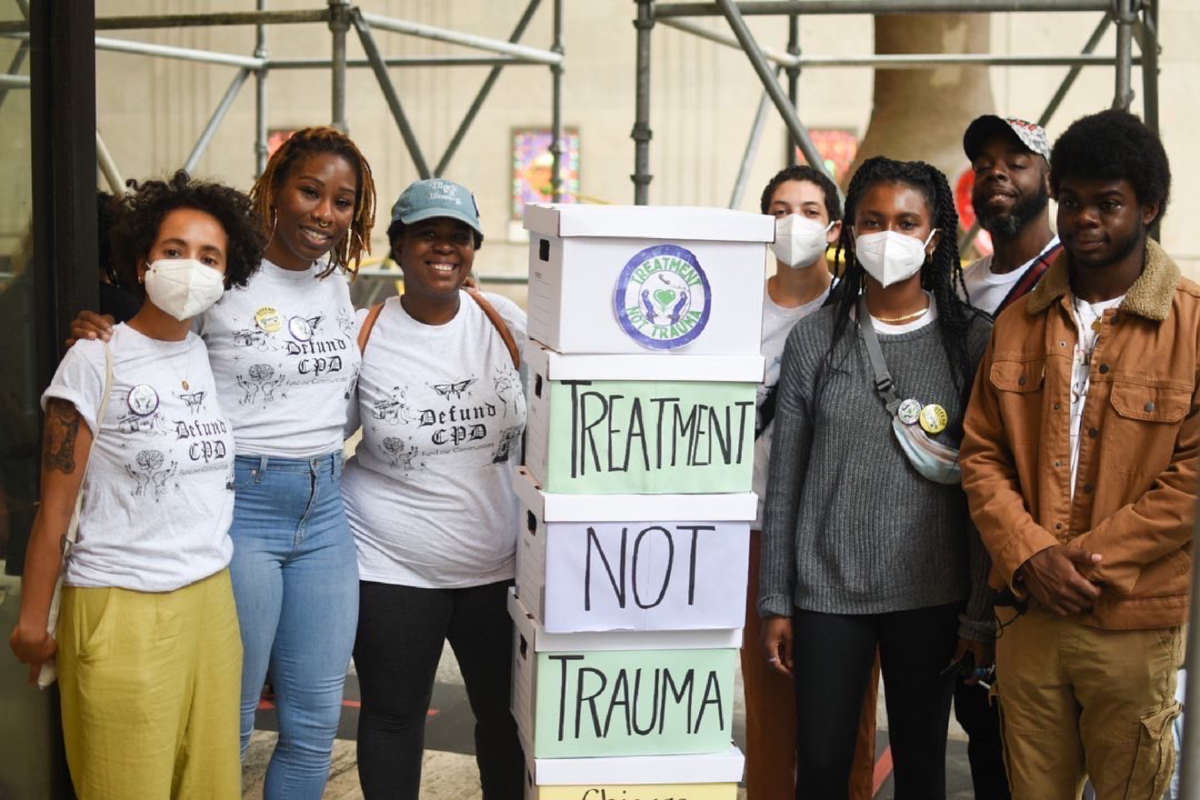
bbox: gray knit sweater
[757,305,995,641]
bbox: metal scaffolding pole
[351,9,430,179]
[960,12,1113,252]
[434,0,543,176]
[254,0,268,176]
[0,72,26,89]
[655,0,1111,16]
[329,0,349,131]
[631,0,654,204]
[270,55,538,69]
[730,66,781,208]
[1112,0,1136,110]
[785,14,799,167]
[659,18,798,66]
[184,67,252,174]
[1037,12,1111,127]
[0,38,27,111]
[1139,0,1159,134]
[549,0,564,201]
[95,131,124,194]
[0,9,332,35]
[92,35,265,68]
[714,0,834,181]
[360,12,562,66]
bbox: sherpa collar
[1026,237,1180,321]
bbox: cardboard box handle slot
[538,238,550,261]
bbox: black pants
[354,580,524,800]
[792,604,959,800]
[954,679,1011,800]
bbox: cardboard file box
[524,746,745,800]
[524,204,771,356]
[509,590,739,759]
[524,344,763,495]
[514,467,753,633]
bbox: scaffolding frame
[631,0,1159,211]
[0,0,566,201]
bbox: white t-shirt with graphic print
[1069,293,1124,497]
[42,324,235,592]
[196,258,361,459]
[342,291,528,589]
[753,282,831,529]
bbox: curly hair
[759,164,842,221]
[250,126,377,279]
[109,170,266,301]
[1050,109,1170,225]
[827,156,983,406]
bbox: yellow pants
[57,568,243,800]
[995,607,1182,800]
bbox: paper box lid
[509,589,742,651]
[515,467,757,522]
[524,203,774,244]
[529,746,745,785]
[527,341,764,383]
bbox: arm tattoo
[44,398,81,474]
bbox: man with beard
[961,116,1060,316]
[961,109,1193,799]
[950,114,1059,800]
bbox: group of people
[9,127,526,799]
[4,106,1189,800]
[748,107,1188,800]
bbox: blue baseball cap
[390,178,484,242]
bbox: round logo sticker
[127,384,160,417]
[288,315,313,342]
[613,244,711,350]
[255,306,282,334]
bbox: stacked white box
[513,204,771,799]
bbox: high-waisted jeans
[229,452,359,800]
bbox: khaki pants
[742,530,878,800]
[995,607,1182,800]
[58,568,243,800]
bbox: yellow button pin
[919,403,948,435]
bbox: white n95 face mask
[143,258,225,321]
[854,229,938,288]
[773,214,834,269]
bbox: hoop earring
[269,208,278,241]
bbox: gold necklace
[874,303,930,324]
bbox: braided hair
[250,126,376,279]
[827,156,980,406]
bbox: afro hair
[1050,109,1171,225]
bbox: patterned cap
[964,115,1052,164]
[391,178,483,239]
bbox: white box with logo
[523,344,763,495]
[524,747,745,800]
[509,590,740,759]
[524,204,772,356]
[514,467,753,633]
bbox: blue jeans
[229,452,359,800]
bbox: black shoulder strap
[856,296,902,415]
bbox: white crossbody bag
[37,341,113,689]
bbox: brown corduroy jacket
[961,238,1199,630]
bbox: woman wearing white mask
[9,171,265,798]
[747,165,872,800]
[759,157,993,800]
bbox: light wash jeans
[229,452,359,800]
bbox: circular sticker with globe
[613,244,712,350]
